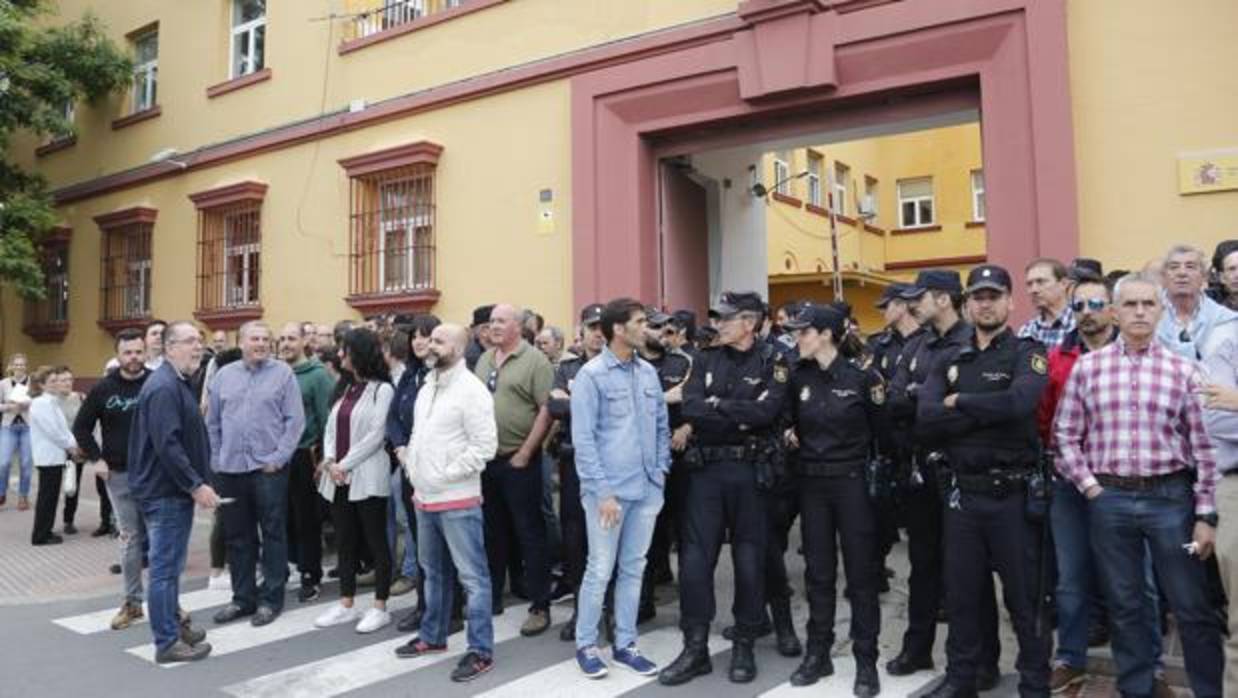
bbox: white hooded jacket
[403,360,497,509]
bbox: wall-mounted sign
[1178,149,1238,195]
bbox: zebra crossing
[49,577,965,697]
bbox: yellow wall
[1067,0,1238,271]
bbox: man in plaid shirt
[1054,272,1224,698]
[1018,258,1076,349]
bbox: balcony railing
[348,0,466,41]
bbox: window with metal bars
[348,165,436,296]
[197,203,262,312]
[99,221,154,323]
[24,240,70,335]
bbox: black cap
[901,270,963,299]
[965,264,1014,294]
[645,306,672,326]
[472,304,495,327]
[579,303,604,326]
[672,310,696,340]
[710,291,766,319]
[829,300,853,319]
[876,283,912,308]
[782,303,847,336]
[1069,258,1104,280]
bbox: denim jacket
[570,346,670,501]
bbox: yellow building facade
[5,0,1237,370]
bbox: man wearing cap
[918,264,1052,698]
[886,270,1002,686]
[547,303,608,641]
[660,291,789,686]
[670,310,698,355]
[637,307,693,623]
[465,304,495,371]
[1019,258,1076,349]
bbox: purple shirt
[207,357,305,474]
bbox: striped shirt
[1053,338,1218,513]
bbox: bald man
[396,324,500,682]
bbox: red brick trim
[339,141,443,177]
[891,224,943,235]
[885,254,987,271]
[22,323,69,344]
[338,0,509,55]
[188,181,268,210]
[771,192,802,208]
[97,317,151,335]
[94,206,158,230]
[345,289,441,315]
[35,136,76,158]
[836,213,858,226]
[805,203,828,217]
[111,106,162,131]
[206,68,272,99]
[965,220,986,229]
[193,306,264,331]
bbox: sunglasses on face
[1071,299,1108,313]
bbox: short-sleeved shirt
[475,341,554,455]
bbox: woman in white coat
[29,367,81,545]
[314,329,396,634]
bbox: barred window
[95,208,157,324]
[23,229,72,341]
[339,141,441,308]
[189,182,267,316]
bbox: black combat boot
[854,658,881,697]
[790,642,834,686]
[658,627,712,686]
[728,637,757,683]
[769,597,802,657]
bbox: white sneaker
[355,608,392,634]
[208,574,231,591]
[315,603,361,628]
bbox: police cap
[965,264,1014,295]
[901,270,963,299]
[781,303,846,336]
[710,291,766,320]
[579,303,605,326]
[876,283,912,308]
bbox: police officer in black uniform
[659,291,789,686]
[918,265,1051,698]
[781,303,888,695]
[546,303,607,642]
[886,271,1002,688]
[635,308,694,621]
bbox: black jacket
[71,368,148,472]
[127,362,213,501]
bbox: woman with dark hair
[314,329,395,633]
[780,304,889,694]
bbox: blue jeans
[0,423,34,498]
[388,470,418,580]
[141,496,194,653]
[416,505,493,656]
[576,488,663,650]
[217,468,289,612]
[1089,477,1224,698]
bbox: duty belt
[953,469,1033,497]
[699,445,748,461]
[1094,470,1191,492]
[797,459,863,478]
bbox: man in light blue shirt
[570,298,670,679]
[1157,244,1238,360]
[206,321,304,627]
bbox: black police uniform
[866,322,922,568]
[918,323,1051,696]
[660,292,788,686]
[785,327,889,690]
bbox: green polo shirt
[475,340,554,455]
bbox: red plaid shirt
[1053,338,1218,513]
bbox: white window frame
[832,162,850,216]
[773,154,791,196]
[971,169,986,222]
[231,0,267,79]
[863,177,879,216]
[806,153,823,207]
[131,31,158,114]
[384,0,425,30]
[222,213,260,307]
[897,177,936,229]
[378,181,432,292]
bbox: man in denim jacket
[570,298,671,679]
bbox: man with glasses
[660,291,789,686]
[1157,244,1238,360]
[1019,258,1076,349]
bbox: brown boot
[110,601,144,630]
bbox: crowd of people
[3,240,1237,696]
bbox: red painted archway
[571,0,1078,309]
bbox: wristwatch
[1195,512,1219,527]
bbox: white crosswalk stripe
[51,579,301,635]
[756,657,944,697]
[221,609,528,698]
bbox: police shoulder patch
[947,364,959,386]
[1031,353,1048,375]
[909,356,918,373]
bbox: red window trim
[188,181,269,210]
[885,254,987,271]
[206,68,273,99]
[35,136,77,158]
[965,220,986,229]
[338,141,443,178]
[194,306,265,331]
[805,203,828,217]
[771,191,802,208]
[111,106,162,131]
[94,206,158,230]
[98,318,151,335]
[891,224,943,235]
[864,223,885,235]
[338,0,509,56]
[346,289,441,316]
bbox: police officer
[781,303,887,695]
[886,271,1002,688]
[546,303,607,642]
[918,265,1051,698]
[636,308,693,622]
[659,291,789,686]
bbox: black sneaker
[298,584,320,603]
[63,523,78,535]
[451,652,494,682]
[394,637,447,659]
[109,563,122,575]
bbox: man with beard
[918,265,1051,698]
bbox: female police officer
[781,303,887,696]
